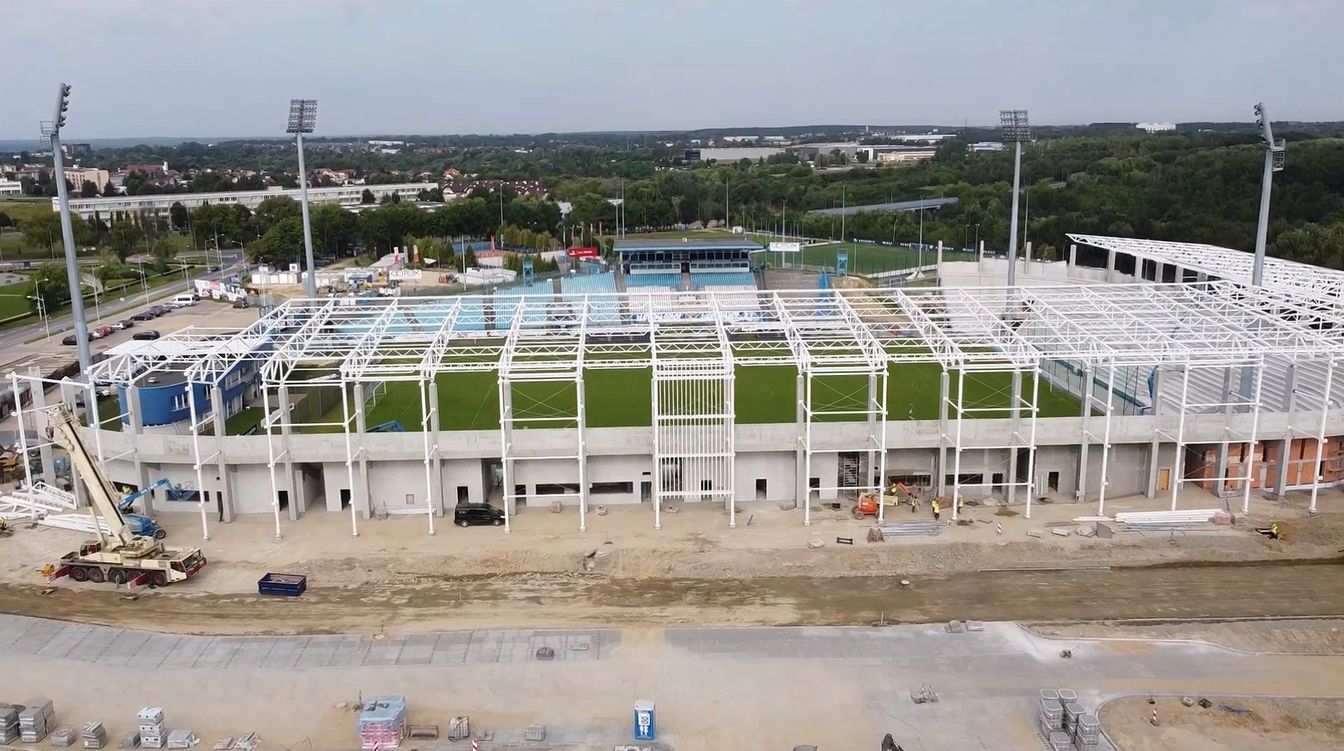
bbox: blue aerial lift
[116,478,189,540]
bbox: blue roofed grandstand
[616,237,763,292]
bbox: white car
[168,293,198,308]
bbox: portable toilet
[633,699,655,741]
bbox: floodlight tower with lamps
[42,82,94,376]
[1251,102,1286,287]
[999,109,1030,288]
[286,98,319,297]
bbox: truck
[42,404,206,587]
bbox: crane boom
[45,404,141,550]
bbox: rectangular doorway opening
[1047,471,1060,492]
[640,480,652,502]
[755,478,767,500]
[339,488,351,510]
[456,486,469,505]
[277,490,289,511]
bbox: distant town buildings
[63,167,110,191]
[441,179,547,201]
[969,141,1007,152]
[0,179,21,196]
[54,182,437,222]
[1137,122,1177,133]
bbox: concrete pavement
[2,613,1340,750]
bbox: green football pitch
[296,363,1080,433]
[771,241,977,275]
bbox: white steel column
[1097,363,1117,516]
[261,384,283,540]
[577,372,588,532]
[185,383,211,541]
[1170,364,1191,510]
[1310,358,1335,514]
[1240,359,1265,514]
[497,372,512,533]
[340,380,359,537]
[419,378,435,535]
[1024,364,1041,519]
[951,367,965,520]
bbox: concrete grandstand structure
[8,235,1344,543]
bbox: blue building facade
[117,361,257,427]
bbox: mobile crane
[42,404,206,587]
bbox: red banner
[567,246,600,258]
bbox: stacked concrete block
[1073,713,1100,751]
[83,722,109,749]
[1038,689,1064,737]
[0,704,19,744]
[1047,730,1072,751]
[51,727,77,747]
[137,708,165,749]
[20,698,55,743]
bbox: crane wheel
[88,568,106,583]
[70,567,88,582]
[150,572,167,587]
[109,569,127,585]
[154,529,167,540]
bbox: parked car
[132,330,161,341]
[148,305,171,316]
[232,298,250,309]
[111,319,135,330]
[62,334,80,345]
[93,326,114,338]
[169,293,197,308]
[130,311,155,322]
[453,503,505,527]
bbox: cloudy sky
[5,0,1342,138]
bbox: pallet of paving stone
[51,727,77,747]
[232,733,259,751]
[166,729,197,749]
[82,721,108,749]
[119,732,141,749]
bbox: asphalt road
[0,254,246,351]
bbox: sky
[5,0,1344,139]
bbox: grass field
[773,241,977,275]
[0,278,32,318]
[0,200,52,225]
[296,362,1080,433]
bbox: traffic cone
[1150,708,1159,726]
[996,522,1003,535]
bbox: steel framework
[68,278,1344,539]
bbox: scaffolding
[60,277,1344,536]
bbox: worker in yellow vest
[1270,522,1280,540]
[931,498,941,521]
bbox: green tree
[311,204,359,256]
[361,188,376,204]
[20,213,62,252]
[169,201,189,231]
[107,222,142,262]
[80,181,99,198]
[0,211,11,229]
[249,217,304,265]
[29,261,70,314]
[252,196,302,235]
[151,234,191,267]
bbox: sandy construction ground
[0,490,1341,635]
[1103,697,1344,751]
[1032,617,1344,654]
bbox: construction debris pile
[1037,689,1099,751]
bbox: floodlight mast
[1251,102,1285,287]
[1000,109,1029,288]
[286,99,319,297]
[44,83,94,377]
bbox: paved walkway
[0,614,616,669]
[2,614,1342,750]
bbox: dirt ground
[1031,618,1344,654]
[1103,697,1344,751]
[1,490,1343,635]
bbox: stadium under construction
[8,234,1344,541]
